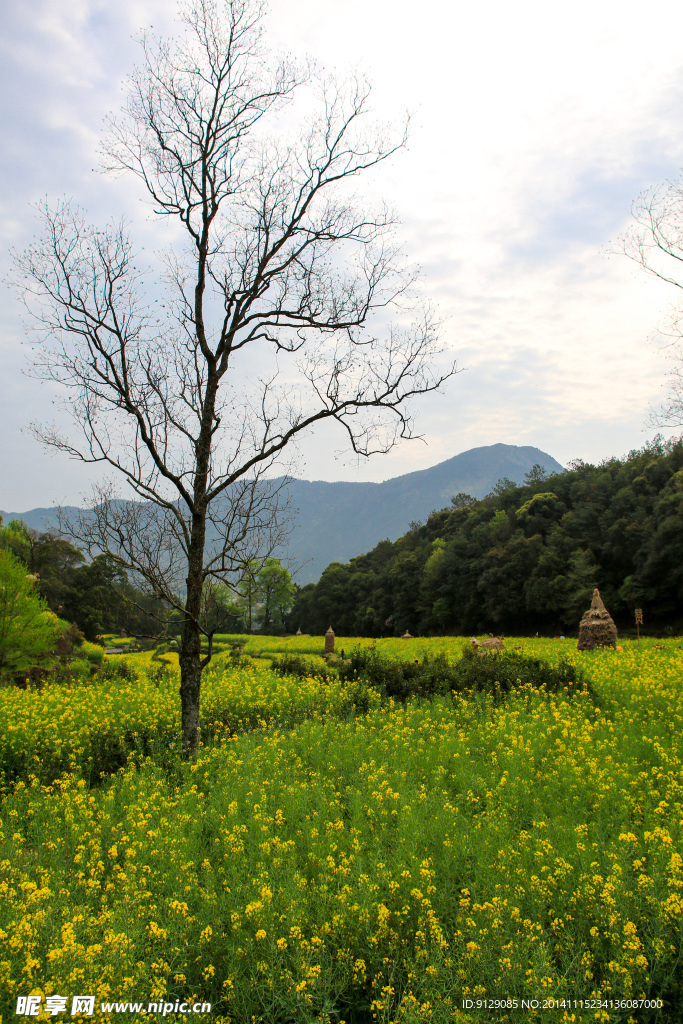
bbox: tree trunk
[178,326,216,756]
[179,511,208,758]
[179,617,202,757]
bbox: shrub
[271,652,336,681]
[227,641,248,668]
[338,646,453,700]
[449,646,592,699]
[53,658,95,687]
[0,550,63,681]
[99,658,138,682]
[338,644,591,703]
[80,640,105,666]
[54,622,86,665]
[149,662,176,687]
[338,678,381,716]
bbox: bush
[338,646,454,700]
[0,550,63,680]
[338,678,381,716]
[449,646,592,699]
[99,658,138,682]
[227,641,248,668]
[80,641,105,666]
[148,661,176,687]
[53,658,95,687]
[271,653,336,681]
[338,644,591,703]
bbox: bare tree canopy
[11,0,456,756]
[617,177,683,426]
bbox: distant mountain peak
[1,442,563,584]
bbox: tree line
[287,436,683,637]
[0,518,294,645]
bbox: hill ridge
[2,443,563,583]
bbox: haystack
[577,589,617,650]
[471,636,504,652]
[324,626,335,654]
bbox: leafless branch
[10,0,457,756]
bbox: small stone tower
[324,626,335,654]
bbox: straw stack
[471,636,505,651]
[577,589,617,650]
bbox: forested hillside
[0,518,293,642]
[1,444,563,584]
[0,521,172,641]
[288,437,683,636]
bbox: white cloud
[2,0,683,509]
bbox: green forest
[5,435,683,646]
[0,523,169,642]
[288,436,683,637]
[0,517,295,648]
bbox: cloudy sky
[3,0,683,510]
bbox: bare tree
[11,0,455,757]
[617,177,683,426]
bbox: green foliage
[2,639,680,1021]
[0,550,63,678]
[63,554,130,640]
[450,646,592,699]
[99,658,138,683]
[235,560,260,632]
[270,652,335,681]
[53,621,86,666]
[290,435,683,636]
[255,557,295,630]
[212,587,247,634]
[489,475,517,496]
[27,532,85,614]
[523,462,550,485]
[79,638,104,663]
[337,644,590,703]
[515,490,559,528]
[0,518,32,564]
[233,558,295,632]
[340,677,380,715]
[0,639,682,1020]
[338,646,456,700]
[226,640,248,668]
[450,491,476,509]
[0,519,175,642]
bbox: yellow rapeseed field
[0,637,681,1023]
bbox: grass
[0,637,681,1023]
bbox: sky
[3,0,683,510]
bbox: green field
[1,636,681,1023]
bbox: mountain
[0,507,82,535]
[276,444,562,581]
[287,436,683,636]
[1,443,562,584]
